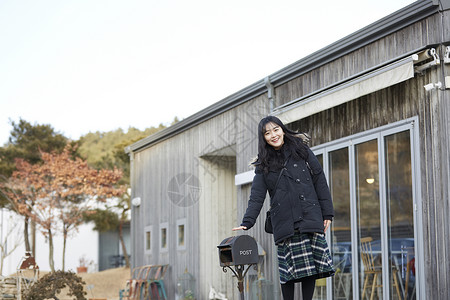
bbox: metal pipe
[264,76,275,112]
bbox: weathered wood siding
[264,12,450,299]
[275,13,443,107]
[418,62,450,300]
[131,101,274,299]
[198,157,237,297]
[282,54,450,299]
[130,6,450,300]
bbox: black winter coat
[241,147,334,244]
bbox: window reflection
[161,228,167,249]
[178,224,185,247]
[385,131,415,299]
[146,231,151,250]
[329,148,352,300]
[356,139,383,299]
[313,154,328,300]
[312,128,416,300]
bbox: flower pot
[77,266,88,273]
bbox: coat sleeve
[307,147,334,219]
[240,167,268,230]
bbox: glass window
[355,139,383,299]
[385,130,415,299]
[146,231,151,250]
[161,228,167,248]
[316,153,323,166]
[329,147,352,300]
[160,223,168,251]
[178,224,185,246]
[312,122,418,300]
[312,153,330,300]
[177,218,187,250]
[144,225,152,254]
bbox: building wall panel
[275,13,443,108]
[129,7,450,299]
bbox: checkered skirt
[277,231,335,284]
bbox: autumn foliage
[1,145,126,272]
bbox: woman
[232,116,334,300]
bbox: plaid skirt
[277,231,335,284]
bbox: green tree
[83,208,120,232]
[0,118,67,178]
[77,125,167,171]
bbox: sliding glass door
[329,147,352,300]
[384,130,415,299]
[355,139,384,299]
[313,120,419,300]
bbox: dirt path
[14,267,131,300]
[77,267,131,300]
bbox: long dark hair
[256,116,308,173]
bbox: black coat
[241,147,334,244]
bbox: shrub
[23,270,87,300]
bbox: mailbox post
[217,235,259,300]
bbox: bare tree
[0,210,24,275]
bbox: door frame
[311,116,423,300]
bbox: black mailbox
[217,235,258,267]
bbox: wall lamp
[424,82,442,91]
[131,197,141,206]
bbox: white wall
[1,209,98,275]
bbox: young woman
[232,116,335,300]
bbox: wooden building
[126,0,450,299]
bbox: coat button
[293,163,298,167]
[299,195,305,200]
[295,178,300,183]
[306,178,310,181]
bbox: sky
[0,0,417,146]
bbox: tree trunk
[0,246,4,275]
[118,219,130,268]
[48,229,55,272]
[24,216,31,252]
[31,220,36,258]
[62,227,67,272]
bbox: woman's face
[264,122,285,150]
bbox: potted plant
[77,255,93,273]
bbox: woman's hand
[323,220,331,234]
[232,226,247,231]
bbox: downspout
[125,146,136,271]
[264,76,275,113]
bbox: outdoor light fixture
[414,48,440,74]
[131,197,141,206]
[444,46,450,64]
[423,82,442,91]
[366,178,375,184]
